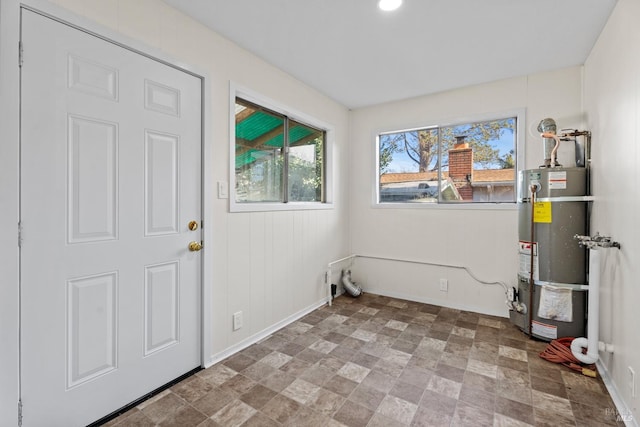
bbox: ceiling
[163,0,617,109]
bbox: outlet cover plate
[233,311,243,331]
[218,181,228,199]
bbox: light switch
[218,181,228,199]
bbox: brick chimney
[448,136,473,200]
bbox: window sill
[373,201,517,211]
[230,201,334,213]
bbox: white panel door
[20,9,202,426]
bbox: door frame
[0,1,213,425]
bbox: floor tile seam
[150,389,204,418]
[245,408,284,427]
[144,394,211,425]
[320,389,373,424]
[457,391,498,414]
[180,403,216,425]
[527,369,566,385]
[448,396,496,426]
[568,399,619,422]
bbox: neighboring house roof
[472,169,515,184]
[380,169,514,185]
[380,172,438,184]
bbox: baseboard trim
[597,360,638,427]
[365,287,508,319]
[204,296,331,368]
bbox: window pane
[378,128,439,203]
[288,120,324,202]
[235,100,284,202]
[377,117,517,204]
[439,118,516,203]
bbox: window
[377,113,522,205]
[233,96,328,209]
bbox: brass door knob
[188,241,203,252]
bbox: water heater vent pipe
[537,118,558,167]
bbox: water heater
[509,165,590,340]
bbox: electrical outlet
[629,366,636,397]
[439,278,448,292]
[233,311,243,331]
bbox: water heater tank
[510,167,588,340]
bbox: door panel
[20,10,202,426]
[68,114,119,243]
[144,261,180,355]
[67,272,118,388]
[145,130,180,236]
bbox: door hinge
[18,222,23,248]
[18,41,23,68]
[18,399,23,427]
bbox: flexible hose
[541,132,562,166]
[539,337,597,377]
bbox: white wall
[0,2,349,423]
[584,0,640,419]
[348,68,584,317]
[47,0,351,361]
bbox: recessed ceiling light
[378,0,403,12]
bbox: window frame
[374,109,525,210]
[230,83,334,212]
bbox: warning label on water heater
[533,201,552,223]
[548,171,567,189]
[518,241,539,280]
[531,320,558,340]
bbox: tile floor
[104,293,623,427]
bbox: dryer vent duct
[341,270,362,297]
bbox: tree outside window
[378,117,517,203]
